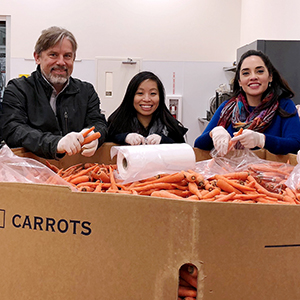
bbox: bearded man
[0,26,107,159]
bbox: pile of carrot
[45,160,300,204]
[178,264,198,300]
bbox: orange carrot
[151,190,184,199]
[215,192,236,202]
[178,285,197,298]
[108,165,118,191]
[76,181,100,188]
[188,170,205,187]
[133,182,175,192]
[202,187,221,199]
[45,160,60,173]
[215,175,255,193]
[69,175,90,185]
[186,195,200,201]
[204,180,215,191]
[134,172,185,187]
[166,190,191,197]
[216,178,242,194]
[69,164,98,178]
[61,163,83,177]
[94,183,103,193]
[188,182,202,199]
[228,128,243,150]
[91,170,110,183]
[78,186,95,192]
[82,126,95,138]
[222,171,249,181]
[181,171,197,183]
[81,132,101,146]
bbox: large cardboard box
[1,144,300,299]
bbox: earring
[268,82,272,87]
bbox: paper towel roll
[110,144,196,182]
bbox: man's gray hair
[34,26,77,56]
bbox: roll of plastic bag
[110,143,196,183]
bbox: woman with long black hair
[107,71,187,145]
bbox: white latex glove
[80,128,99,157]
[125,133,146,145]
[57,132,84,156]
[231,129,265,149]
[210,126,231,156]
[297,150,300,164]
[146,134,162,145]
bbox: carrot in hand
[82,126,95,138]
[228,128,243,150]
[82,132,101,146]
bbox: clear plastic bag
[0,144,75,190]
[197,148,293,193]
[285,163,300,192]
[194,148,264,179]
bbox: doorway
[96,57,141,118]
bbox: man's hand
[57,132,84,156]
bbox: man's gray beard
[48,73,68,85]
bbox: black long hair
[233,49,295,117]
[108,71,187,138]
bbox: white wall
[1,0,241,62]
[240,0,300,47]
[5,0,300,146]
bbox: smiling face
[238,55,273,106]
[133,79,160,127]
[34,37,75,93]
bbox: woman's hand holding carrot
[231,129,265,149]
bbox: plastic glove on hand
[57,132,84,156]
[297,150,300,164]
[125,133,146,145]
[210,126,231,156]
[80,128,98,157]
[231,129,265,149]
[146,134,162,145]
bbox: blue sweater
[194,98,300,155]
